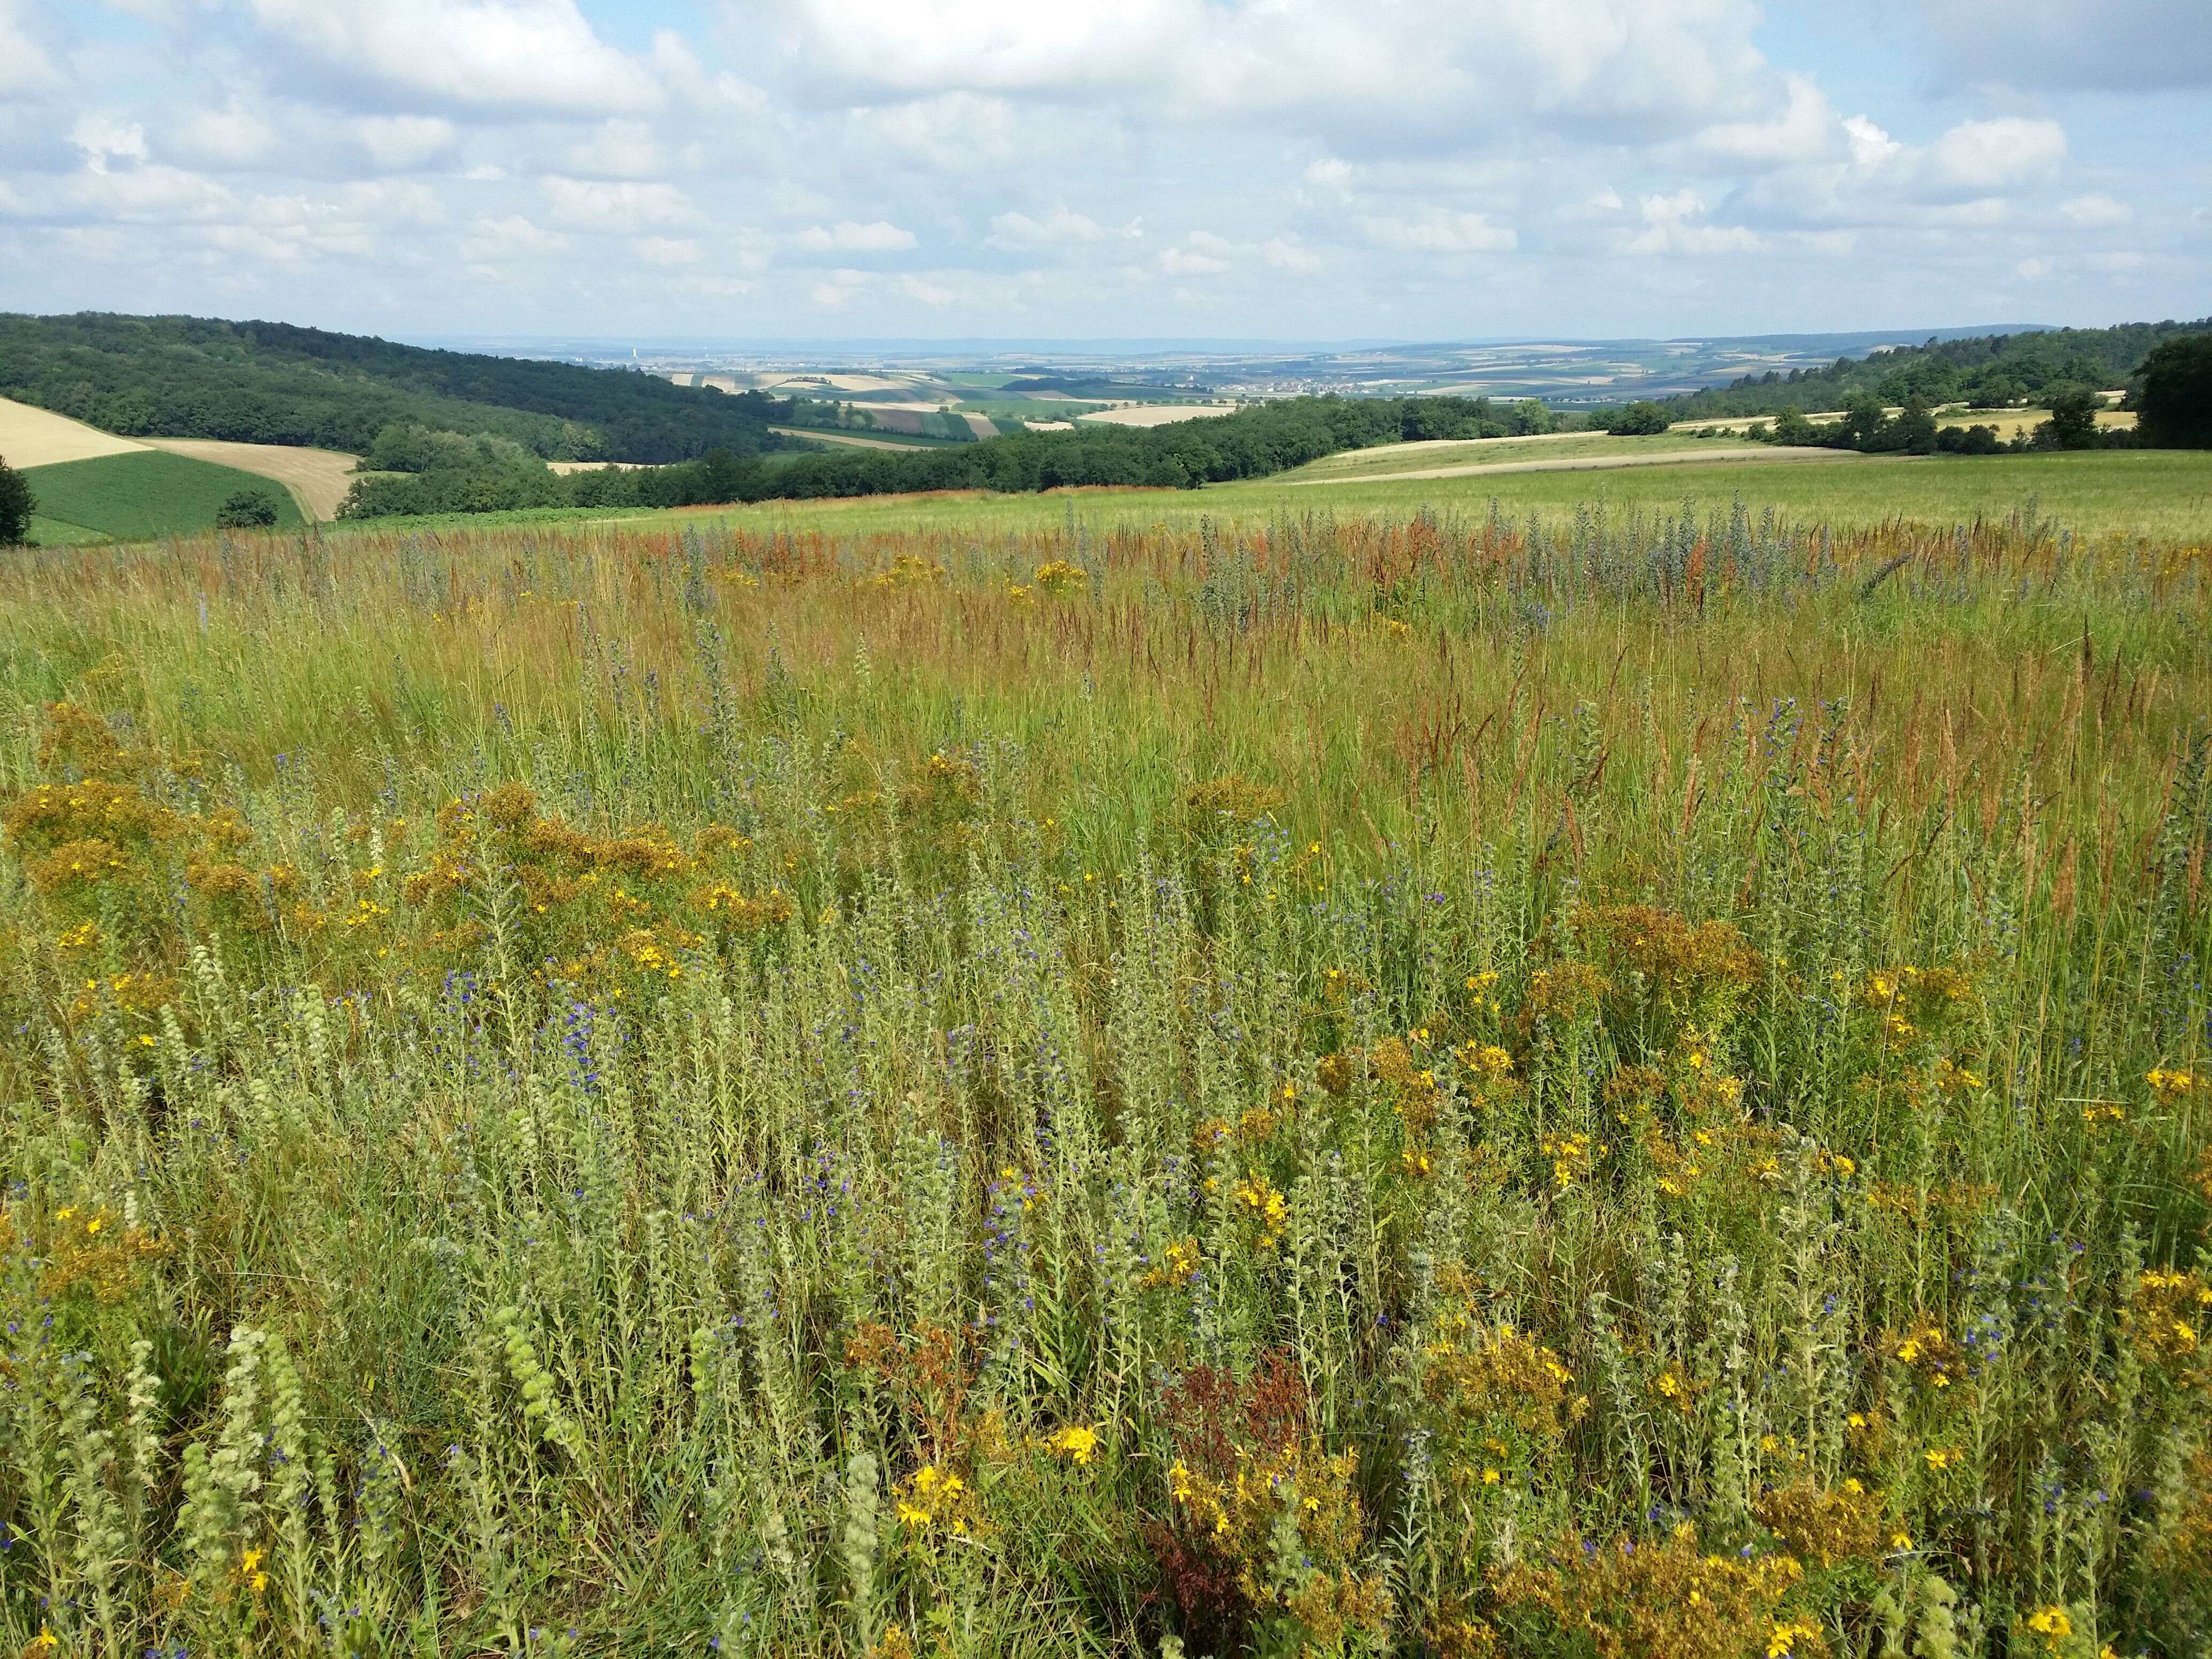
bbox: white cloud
[853,92,1017,173]
[72,164,236,223]
[810,268,868,306]
[1841,116,1900,170]
[4,0,2207,338]
[1677,73,1835,167]
[249,0,663,115]
[72,115,151,171]
[1618,190,1764,256]
[986,207,1134,249]
[0,0,58,94]
[2015,257,2052,280]
[796,219,918,251]
[2059,193,2132,227]
[1924,117,2067,195]
[460,214,572,259]
[359,116,457,169]
[1158,232,1231,275]
[170,104,280,168]
[1303,157,1355,199]
[569,119,664,179]
[752,0,1789,145]
[541,177,699,231]
[1360,210,1516,255]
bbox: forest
[1665,318,2212,420]
[0,313,791,463]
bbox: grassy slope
[24,449,308,542]
[630,449,2212,542]
[1244,449,2212,540]
[1277,430,1802,479]
[300,446,2212,545]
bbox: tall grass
[0,503,2207,1657]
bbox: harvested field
[1077,402,1240,427]
[1944,407,2139,443]
[768,426,932,451]
[1297,443,1881,485]
[0,394,146,468]
[141,437,358,519]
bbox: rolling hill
[23,449,307,543]
[1662,316,2212,419]
[0,312,791,464]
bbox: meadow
[0,489,2208,1657]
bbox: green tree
[1841,393,1889,450]
[2133,334,2212,447]
[1508,399,1554,436]
[215,489,281,529]
[1607,401,1671,436]
[0,454,33,545]
[1769,407,1818,446]
[1896,397,1938,455]
[2045,384,2102,449]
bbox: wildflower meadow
[0,499,2207,1657]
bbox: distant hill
[1663,318,2212,419]
[0,313,790,464]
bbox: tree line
[335,395,1558,520]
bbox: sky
[1,0,2207,342]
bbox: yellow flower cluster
[1144,1236,1201,1289]
[1540,1131,1595,1192]
[2147,1066,2204,1105]
[2128,1268,2211,1372]
[1234,1172,1289,1250]
[1045,1424,1100,1466]
[893,1463,977,1536]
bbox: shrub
[1607,401,1672,436]
[213,488,280,528]
[0,454,32,544]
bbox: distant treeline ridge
[1663,318,2212,420]
[337,395,1557,519]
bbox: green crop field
[1,476,2210,1658]
[23,448,308,543]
